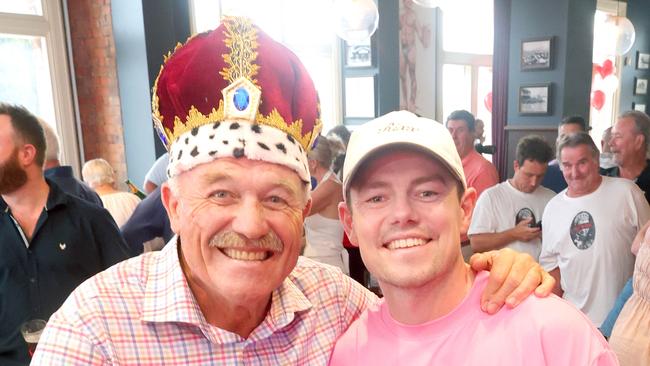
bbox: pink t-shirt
[329,272,617,366]
[462,150,499,197]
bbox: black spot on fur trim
[213,122,221,129]
[190,146,199,157]
[238,138,246,147]
[177,150,183,160]
[184,137,189,145]
[286,134,295,144]
[208,150,218,156]
[230,122,240,130]
[295,157,300,162]
[209,134,215,139]
[251,124,262,134]
[223,140,229,145]
[233,148,245,158]
[276,143,287,154]
[190,127,199,136]
[258,142,270,150]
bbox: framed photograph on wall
[635,78,648,95]
[633,103,647,113]
[637,52,650,70]
[519,83,551,115]
[345,41,372,68]
[521,37,553,71]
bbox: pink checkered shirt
[31,238,377,365]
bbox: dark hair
[516,135,553,166]
[560,115,588,132]
[327,125,352,146]
[618,110,650,152]
[445,110,475,132]
[557,132,599,161]
[0,103,46,166]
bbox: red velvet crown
[151,16,322,179]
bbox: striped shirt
[32,238,377,365]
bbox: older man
[33,17,552,365]
[0,104,130,366]
[602,110,650,202]
[540,132,650,327]
[39,119,103,206]
[542,115,588,193]
[330,111,614,365]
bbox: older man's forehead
[186,158,305,190]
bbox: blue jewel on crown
[233,87,250,111]
[222,77,261,122]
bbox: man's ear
[459,187,477,235]
[338,201,359,247]
[18,144,37,167]
[161,182,181,234]
[302,198,313,219]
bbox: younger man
[331,111,615,365]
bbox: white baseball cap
[342,110,467,195]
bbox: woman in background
[304,136,348,274]
[609,219,650,365]
[82,159,141,227]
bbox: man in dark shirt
[0,103,131,365]
[38,118,103,207]
[121,186,173,254]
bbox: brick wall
[66,0,128,185]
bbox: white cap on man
[342,110,467,195]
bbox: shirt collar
[0,178,68,214]
[44,165,74,178]
[141,237,313,340]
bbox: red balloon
[483,92,493,113]
[600,59,614,78]
[591,90,606,111]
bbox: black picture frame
[637,51,650,70]
[521,37,553,71]
[519,83,552,115]
[635,78,648,95]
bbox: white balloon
[333,0,379,44]
[606,15,636,56]
[602,75,620,93]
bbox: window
[589,0,628,146]
[437,0,493,146]
[189,0,342,133]
[0,0,79,168]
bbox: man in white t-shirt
[540,132,650,327]
[469,136,555,260]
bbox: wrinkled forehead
[175,157,308,195]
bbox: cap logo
[378,121,418,133]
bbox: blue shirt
[541,160,567,193]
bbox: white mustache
[208,231,283,252]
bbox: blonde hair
[307,136,333,169]
[38,118,60,162]
[82,158,116,187]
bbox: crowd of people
[1,15,649,365]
